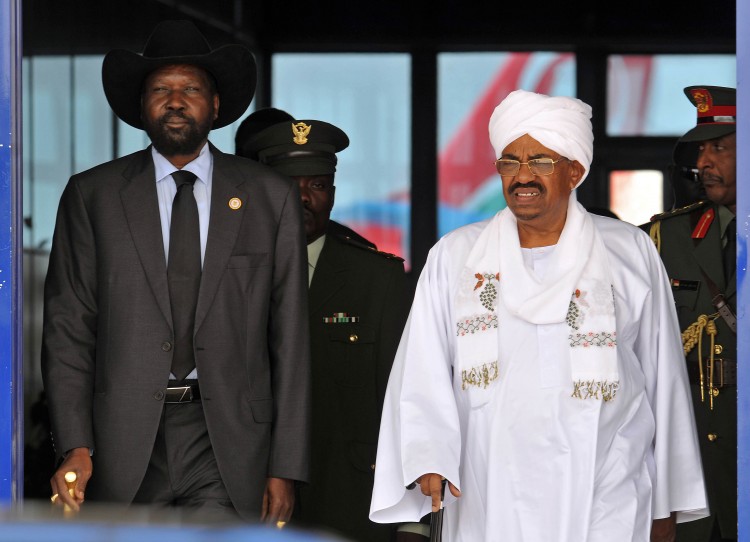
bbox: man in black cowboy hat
[42,20,311,523]
[236,109,409,541]
[641,85,737,542]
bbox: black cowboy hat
[673,85,735,167]
[102,19,256,130]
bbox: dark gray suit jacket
[41,143,311,519]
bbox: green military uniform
[235,108,411,541]
[641,200,736,541]
[301,232,407,541]
[642,84,737,541]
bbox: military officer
[235,108,377,250]
[641,85,737,542]
[236,110,411,541]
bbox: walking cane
[429,478,447,542]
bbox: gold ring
[276,520,287,529]
[50,493,58,504]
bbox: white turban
[488,89,593,187]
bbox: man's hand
[416,473,461,513]
[651,513,676,542]
[50,447,92,512]
[261,477,294,524]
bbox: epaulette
[340,235,405,262]
[647,200,710,223]
[645,199,713,254]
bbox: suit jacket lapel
[309,235,351,314]
[120,148,173,325]
[194,145,248,331]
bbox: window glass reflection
[272,53,411,266]
[609,170,663,226]
[607,54,735,136]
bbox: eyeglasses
[493,157,567,177]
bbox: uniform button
[714,344,723,355]
[711,387,720,397]
[154,391,164,401]
[349,334,359,343]
[370,464,376,470]
[161,341,172,352]
[707,433,718,442]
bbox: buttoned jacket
[42,144,311,519]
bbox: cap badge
[690,89,712,113]
[292,122,312,145]
[228,197,242,210]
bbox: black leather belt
[686,359,736,388]
[165,381,201,403]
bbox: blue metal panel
[0,0,22,504]
[0,521,340,542]
[738,1,748,540]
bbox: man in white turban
[369,90,708,542]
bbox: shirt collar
[307,235,326,271]
[152,142,212,185]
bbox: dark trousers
[133,400,239,522]
[709,520,736,542]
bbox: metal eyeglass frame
[493,157,567,176]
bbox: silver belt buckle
[165,385,193,403]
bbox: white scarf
[454,196,619,407]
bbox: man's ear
[569,160,585,189]
[213,94,220,121]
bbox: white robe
[370,214,708,542]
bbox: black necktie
[168,170,201,380]
[724,217,736,284]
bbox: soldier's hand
[650,513,676,542]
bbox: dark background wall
[22,0,736,55]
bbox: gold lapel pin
[228,197,242,210]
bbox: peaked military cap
[673,85,736,167]
[241,118,350,177]
[235,108,294,160]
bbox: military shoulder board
[648,199,709,223]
